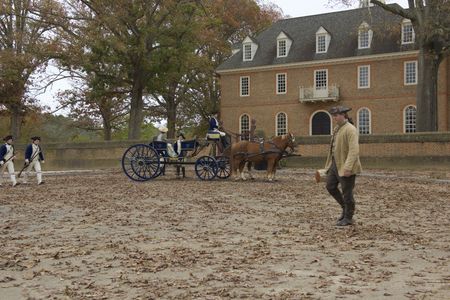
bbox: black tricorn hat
[31,136,41,141]
[177,131,186,139]
[3,135,13,141]
[329,106,352,115]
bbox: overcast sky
[37,0,410,111]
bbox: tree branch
[371,0,416,20]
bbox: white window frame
[275,112,288,136]
[403,105,417,133]
[239,114,250,140]
[243,43,252,61]
[314,69,328,90]
[277,39,287,57]
[404,61,418,85]
[276,73,287,94]
[240,76,250,97]
[316,34,327,53]
[358,65,370,89]
[357,107,372,135]
[401,20,415,45]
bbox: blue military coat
[25,144,45,161]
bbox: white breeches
[24,160,42,183]
[0,161,16,185]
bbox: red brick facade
[218,53,449,137]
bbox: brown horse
[230,133,296,181]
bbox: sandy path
[1,168,449,299]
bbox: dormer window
[358,22,373,49]
[243,43,252,60]
[278,40,287,57]
[402,19,415,44]
[242,36,258,61]
[276,32,292,58]
[316,27,331,53]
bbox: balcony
[299,84,340,103]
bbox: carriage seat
[149,141,169,157]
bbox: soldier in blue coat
[23,136,45,185]
[0,135,19,187]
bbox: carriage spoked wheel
[216,156,231,179]
[122,144,160,181]
[194,156,218,180]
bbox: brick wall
[10,133,450,171]
[219,55,449,136]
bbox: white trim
[357,107,372,134]
[309,110,333,136]
[403,105,417,133]
[314,69,328,95]
[276,73,287,94]
[404,60,418,85]
[275,112,288,136]
[401,19,415,45]
[240,76,250,97]
[216,51,419,74]
[239,113,250,136]
[358,65,371,89]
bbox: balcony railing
[299,84,340,103]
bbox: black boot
[337,202,355,226]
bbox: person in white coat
[0,135,19,187]
[23,136,45,185]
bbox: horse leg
[246,161,254,180]
[232,158,241,181]
[239,161,247,181]
[267,159,275,181]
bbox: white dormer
[242,36,258,62]
[316,27,331,53]
[358,22,373,49]
[277,31,292,58]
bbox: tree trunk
[128,75,144,140]
[416,48,440,132]
[9,105,23,140]
[167,100,177,139]
[103,119,112,141]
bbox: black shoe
[336,218,353,226]
[12,182,21,187]
[38,181,45,185]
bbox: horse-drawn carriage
[121,134,231,181]
[121,130,297,182]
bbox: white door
[314,69,328,98]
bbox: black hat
[329,106,352,115]
[31,136,41,141]
[177,132,186,139]
[3,135,13,141]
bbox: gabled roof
[217,5,417,72]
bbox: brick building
[216,5,450,138]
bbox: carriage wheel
[195,156,218,180]
[122,144,160,181]
[216,156,231,179]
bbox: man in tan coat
[325,106,362,226]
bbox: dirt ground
[1,168,449,299]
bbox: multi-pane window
[358,65,370,88]
[404,61,417,85]
[402,21,415,44]
[243,43,252,60]
[359,30,370,49]
[276,73,287,94]
[240,114,250,140]
[315,70,327,89]
[404,106,416,133]
[240,76,249,96]
[358,108,371,135]
[316,34,326,53]
[276,113,287,136]
[278,40,287,57]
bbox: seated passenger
[155,126,178,157]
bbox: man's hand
[25,159,29,165]
[0,161,3,166]
[343,170,352,177]
[41,160,45,164]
